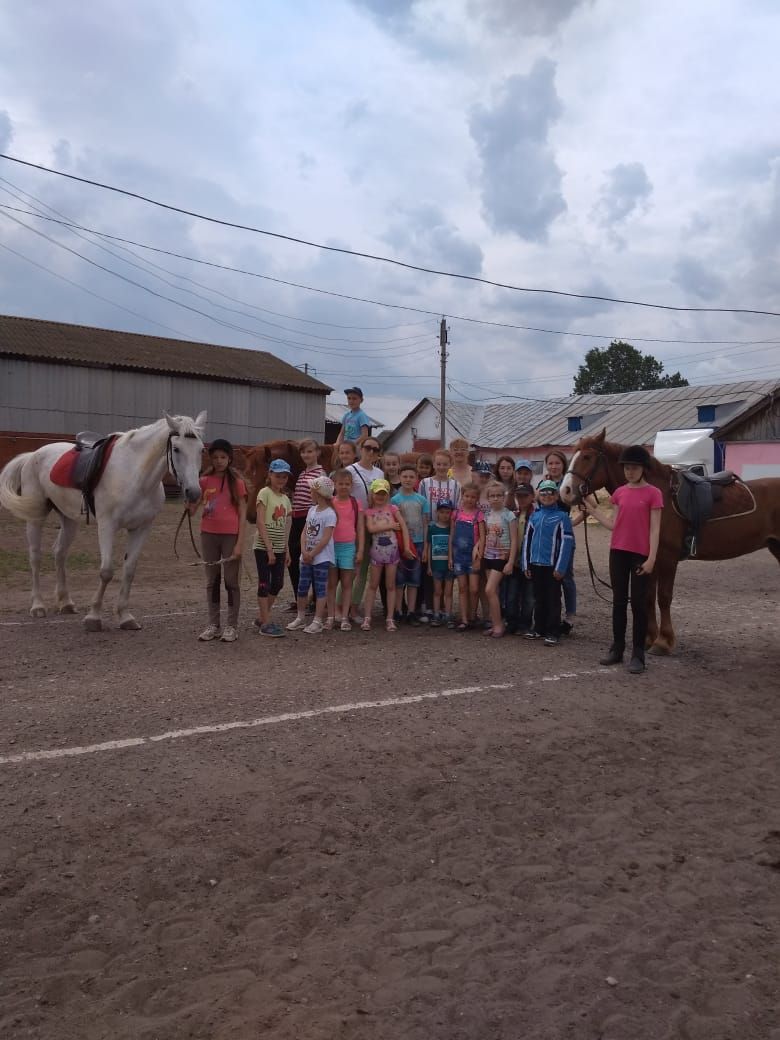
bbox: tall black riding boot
[599,644,624,666]
[628,649,645,674]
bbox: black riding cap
[619,445,652,468]
[209,438,234,459]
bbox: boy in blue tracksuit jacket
[521,480,574,645]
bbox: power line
[0,209,439,360]
[3,152,780,318]
[0,185,434,346]
[0,239,192,339]
[3,202,780,351]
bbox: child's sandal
[361,618,371,631]
[455,621,469,632]
[386,618,397,632]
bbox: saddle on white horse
[51,431,119,518]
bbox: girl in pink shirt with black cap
[583,445,663,674]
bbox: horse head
[163,411,206,503]
[559,428,612,506]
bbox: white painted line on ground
[0,670,614,767]
[0,609,199,627]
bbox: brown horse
[241,441,422,522]
[559,429,780,654]
[241,441,338,523]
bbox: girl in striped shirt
[288,439,324,608]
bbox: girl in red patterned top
[287,439,325,609]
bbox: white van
[653,429,718,477]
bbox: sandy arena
[0,504,778,1040]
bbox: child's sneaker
[429,612,442,627]
[198,624,221,641]
[417,612,429,625]
[260,622,285,637]
[544,635,559,646]
[524,630,542,640]
[286,615,306,631]
[220,626,238,642]
[446,616,457,630]
[304,618,324,634]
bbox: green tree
[573,340,689,395]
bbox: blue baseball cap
[344,386,363,398]
[269,458,292,474]
[515,459,533,471]
[472,460,492,474]
[437,499,454,511]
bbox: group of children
[192,388,663,674]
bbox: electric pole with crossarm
[439,316,449,448]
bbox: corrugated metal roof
[429,379,779,448]
[325,403,384,428]
[0,313,332,394]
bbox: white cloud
[0,0,779,425]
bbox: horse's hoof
[119,617,142,631]
[58,603,77,615]
[30,606,47,619]
[84,616,103,632]
[648,643,672,656]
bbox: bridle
[566,449,606,500]
[168,429,204,561]
[565,448,613,601]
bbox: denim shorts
[397,549,422,588]
[334,541,356,570]
[452,555,473,577]
[431,562,454,582]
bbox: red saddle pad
[50,447,79,488]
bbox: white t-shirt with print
[347,463,385,508]
[304,505,337,565]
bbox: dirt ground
[0,504,779,1040]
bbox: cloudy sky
[1,0,779,428]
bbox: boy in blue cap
[335,387,372,448]
[521,480,574,645]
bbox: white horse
[0,411,206,630]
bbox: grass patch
[0,549,96,581]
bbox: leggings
[609,549,649,658]
[254,548,286,598]
[201,532,240,627]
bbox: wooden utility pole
[439,316,449,448]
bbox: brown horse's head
[243,440,337,522]
[559,428,615,505]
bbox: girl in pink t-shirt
[582,445,663,674]
[326,468,365,631]
[191,438,247,643]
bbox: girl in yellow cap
[361,478,413,632]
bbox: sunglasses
[364,445,380,452]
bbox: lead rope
[581,491,613,603]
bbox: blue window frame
[567,416,582,432]
[697,405,716,423]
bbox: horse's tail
[0,453,49,521]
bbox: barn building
[384,380,780,477]
[0,314,331,467]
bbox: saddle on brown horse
[673,468,738,557]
